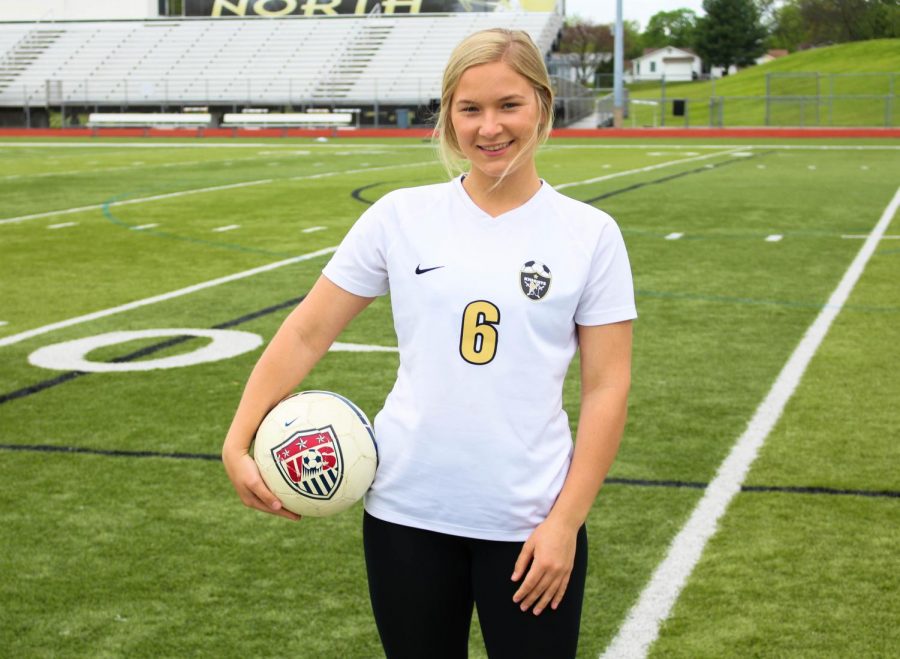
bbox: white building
[630,46,701,82]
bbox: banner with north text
[185,0,558,17]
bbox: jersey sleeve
[574,220,637,326]
[321,200,390,297]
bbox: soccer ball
[253,390,377,517]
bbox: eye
[502,102,520,110]
[460,106,478,113]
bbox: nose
[478,110,502,138]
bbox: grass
[625,39,900,127]
[0,136,898,657]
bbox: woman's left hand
[511,517,579,616]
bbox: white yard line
[330,342,398,353]
[48,222,77,229]
[600,185,900,659]
[543,144,900,151]
[212,224,240,233]
[302,226,327,233]
[0,154,283,181]
[288,159,430,181]
[556,149,742,190]
[0,246,336,348]
[0,160,433,227]
[4,142,898,152]
[0,179,274,226]
[0,142,434,149]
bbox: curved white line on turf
[601,185,900,659]
[0,246,336,348]
[29,329,262,372]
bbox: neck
[462,163,542,218]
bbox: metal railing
[625,94,896,128]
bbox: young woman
[223,28,635,659]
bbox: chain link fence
[620,72,897,128]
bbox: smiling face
[450,59,543,189]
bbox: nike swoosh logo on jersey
[415,265,445,275]
[284,417,299,428]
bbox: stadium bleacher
[0,12,562,120]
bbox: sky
[561,0,707,30]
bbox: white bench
[87,112,212,127]
[220,112,353,127]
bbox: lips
[478,140,513,153]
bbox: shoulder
[539,184,624,255]
[542,184,617,229]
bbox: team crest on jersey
[520,261,552,300]
[271,426,344,500]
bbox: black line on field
[602,477,899,500]
[0,371,89,404]
[109,334,195,363]
[0,443,220,462]
[582,151,773,205]
[742,484,900,499]
[0,296,305,405]
[350,181,385,206]
[213,295,304,329]
[3,440,897,501]
[606,477,707,490]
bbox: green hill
[627,39,900,127]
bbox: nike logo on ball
[415,265,445,275]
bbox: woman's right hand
[222,446,302,522]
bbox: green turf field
[1,136,898,658]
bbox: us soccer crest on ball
[520,260,551,300]
[253,391,377,517]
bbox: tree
[557,19,614,87]
[767,0,898,50]
[642,9,699,49]
[622,20,645,60]
[797,0,898,43]
[694,0,768,71]
[769,0,807,49]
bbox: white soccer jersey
[322,176,636,541]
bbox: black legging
[363,511,588,659]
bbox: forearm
[222,321,326,457]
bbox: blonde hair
[434,28,554,181]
